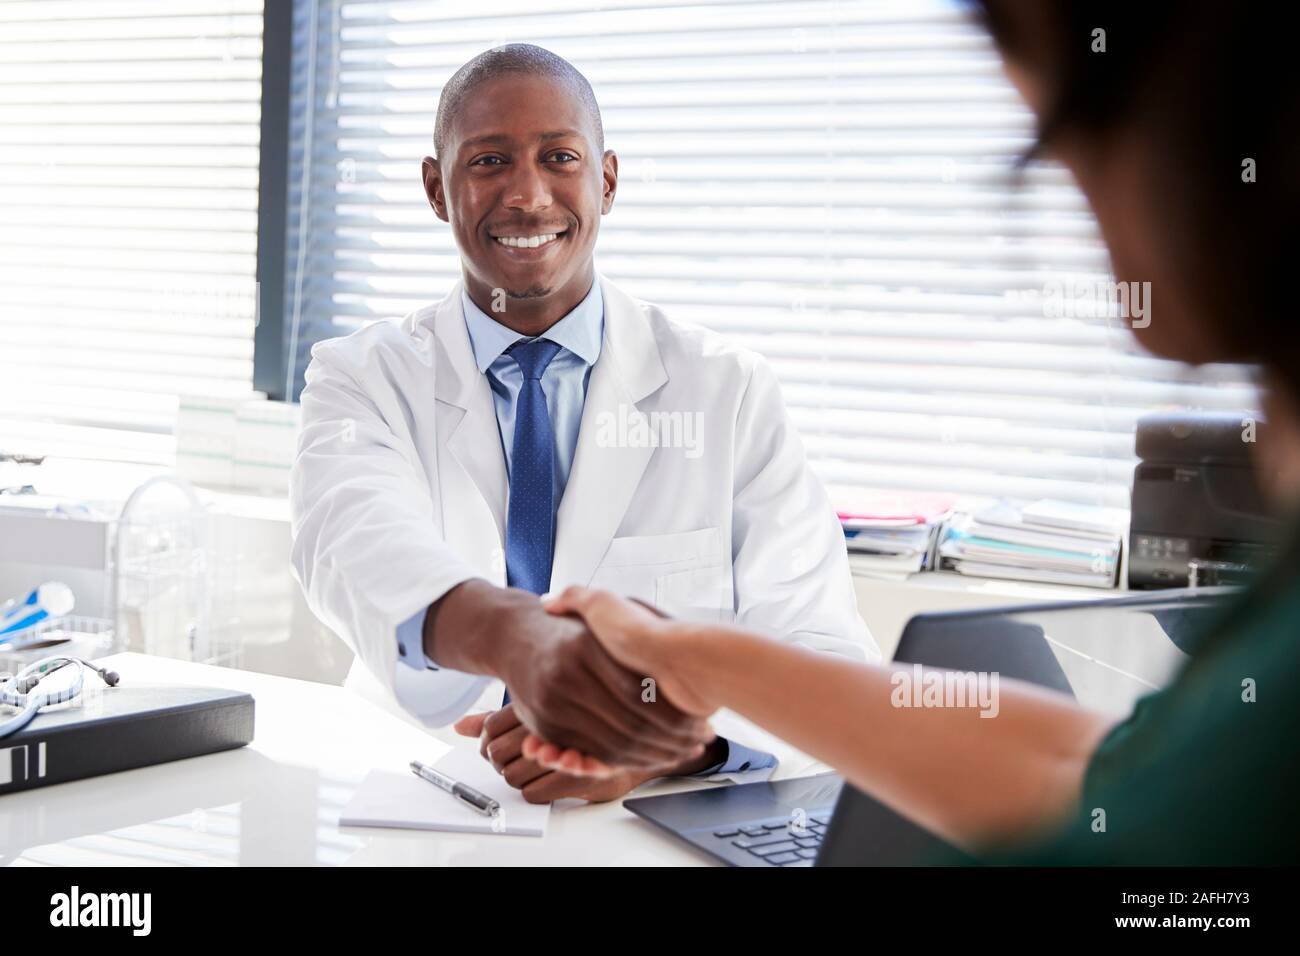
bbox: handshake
[430,579,720,804]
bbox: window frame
[254,0,294,402]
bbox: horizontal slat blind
[0,0,263,465]
[284,0,1258,507]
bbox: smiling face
[423,73,617,330]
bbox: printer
[1129,412,1282,589]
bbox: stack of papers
[835,490,955,580]
[340,745,551,837]
[939,499,1125,589]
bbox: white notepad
[340,745,551,837]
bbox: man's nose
[503,160,552,213]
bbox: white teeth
[495,233,560,248]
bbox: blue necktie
[502,338,562,708]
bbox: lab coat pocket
[598,527,722,568]
[590,527,726,613]
[655,564,733,625]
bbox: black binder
[1,683,255,794]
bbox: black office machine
[1129,412,1281,589]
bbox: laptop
[623,586,1234,866]
[623,771,961,866]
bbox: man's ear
[422,155,449,223]
[600,149,619,215]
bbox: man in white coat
[290,44,877,804]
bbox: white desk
[1,653,825,866]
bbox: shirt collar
[461,281,604,374]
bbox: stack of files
[939,499,1125,588]
[835,491,955,580]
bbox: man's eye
[472,156,505,167]
[549,151,579,163]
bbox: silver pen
[410,760,501,817]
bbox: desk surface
[1,653,823,866]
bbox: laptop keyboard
[711,810,833,866]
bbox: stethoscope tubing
[0,655,100,739]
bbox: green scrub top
[990,543,1300,865]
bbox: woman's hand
[527,586,721,776]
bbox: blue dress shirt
[395,282,774,778]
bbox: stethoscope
[0,656,120,739]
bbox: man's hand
[454,705,727,803]
[425,579,714,768]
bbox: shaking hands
[520,587,722,777]
[434,580,723,799]
[432,580,718,800]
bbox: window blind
[283,0,1258,508]
[0,0,263,465]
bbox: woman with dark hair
[523,0,1299,863]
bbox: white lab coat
[290,275,877,732]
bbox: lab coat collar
[550,276,669,587]
[426,290,509,540]
[593,274,667,404]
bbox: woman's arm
[535,588,1115,852]
[684,627,1113,851]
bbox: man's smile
[486,225,572,260]
[493,231,564,249]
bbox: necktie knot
[508,338,563,381]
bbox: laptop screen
[891,587,1236,717]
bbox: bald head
[434,44,604,158]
